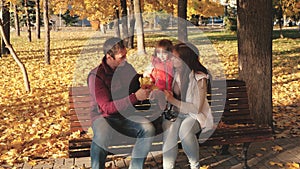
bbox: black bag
[163,104,178,122]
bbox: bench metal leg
[242,142,251,169]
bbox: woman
[162,43,214,169]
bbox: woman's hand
[164,90,181,109]
[163,90,174,102]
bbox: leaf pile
[0,29,299,166]
[0,29,95,166]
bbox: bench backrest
[69,79,254,133]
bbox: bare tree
[43,0,50,64]
[0,19,30,91]
[133,0,145,54]
[13,4,20,36]
[113,5,121,38]
[128,0,135,49]
[0,0,10,54]
[120,0,129,47]
[36,0,41,39]
[24,0,32,42]
[237,0,273,126]
[177,0,188,42]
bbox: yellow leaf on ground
[272,145,283,152]
[260,147,267,151]
[269,161,284,167]
[256,153,263,157]
[70,130,81,139]
[200,165,210,169]
[28,160,37,166]
[286,162,300,169]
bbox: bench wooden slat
[69,87,90,95]
[70,114,90,121]
[69,150,90,158]
[210,79,244,87]
[70,127,89,132]
[71,121,91,127]
[69,96,91,103]
[69,102,91,109]
[210,98,249,106]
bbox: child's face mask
[156,48,169,61]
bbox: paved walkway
[5,137,300,169]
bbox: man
[88,37,155,169]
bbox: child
[146,39,174,111]
[150,39,174,91]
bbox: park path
[4,137,300,169]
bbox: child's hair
[153,39,173,57]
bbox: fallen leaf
[260,147,267,151]
[256,153,263,157]
[269,161,284,167]
[285,162,300,169]
[272,145,283,152]
[200,165,210,169]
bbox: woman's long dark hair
[173,43,210,101]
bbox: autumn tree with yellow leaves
[189,0,224,18]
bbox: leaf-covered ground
[0,28,299,166]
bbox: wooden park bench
[68,79,273,169]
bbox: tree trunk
[13,4,20,36]
[43,0,50,64]
[128,0,135,49]
[133,0,145,54]
[177,0,188,42]
[0,0,10,54]
[114,7,121,38]
[24,0,32,42]
[36,0,41,39]
[237,0,273,126]
[120,0,129,47]
[283,14,287,27]
[0,19,30,92]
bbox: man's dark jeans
[91,115,155,169]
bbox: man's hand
[135,88,151,101]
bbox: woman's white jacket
[178,71,214,134]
